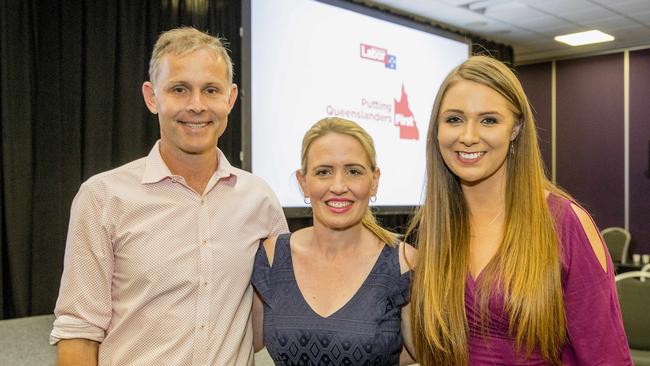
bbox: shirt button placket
[194,195,211,365]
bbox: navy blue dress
[252,233,411,366]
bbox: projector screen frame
[241,0,470,218]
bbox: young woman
[409,56,632,365]
[252,117,417,365]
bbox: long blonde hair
[410,56,568,365]
[300,117,398,246]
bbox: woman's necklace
[486,210,503,226]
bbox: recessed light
[554,30,614,46]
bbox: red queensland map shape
[393,84,419,140]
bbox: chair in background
[601,227,631,264]
[616,271,650,366]
[642,263,650,273]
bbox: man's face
[142,48,237,161]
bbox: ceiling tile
[627,10,650,25]
[508,15,574,30]
[587,16,645,31]
[367,0,403,5]
[595,0,650,16]
[522,0,598,13]
[439,0,476,6]
[539,25,586,37]
[484,2,546,20]
[558,7,619,23]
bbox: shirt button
[200,198,205,205]
[202,240,207,245]
[203,281,208,287]
[199,325,205,330]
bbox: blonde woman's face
[298,133,379,231]
[437,80,520,187]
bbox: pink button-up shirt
[51,142,288,365]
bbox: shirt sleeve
[50,183,114,345]
[557,200,633,365]
[266,187,289,237]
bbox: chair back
[642,263,650,273]
[601,227,631,264]
[615,271,650,350]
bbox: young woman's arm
[559,203,632,364]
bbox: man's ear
[142,81,158,114]
[510,124,521,141]
[227,84,238,112]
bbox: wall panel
[518,62,553,175]
[556,54,624,229]
[629,49,650,255]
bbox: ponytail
[361,208,399,246]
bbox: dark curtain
[0,0,241,319]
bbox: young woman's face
[298,133,379,231]
[437,79,520,187]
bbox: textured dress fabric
[252,233,411,366]
[466,194,633,365]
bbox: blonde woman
[409,56,632,365]
[252,118,417,365]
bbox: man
[50,27,288,365]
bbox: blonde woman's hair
[148,26,233,84]
[409,55,568,365]
[300,117,398,246]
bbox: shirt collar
[142,141,238,185]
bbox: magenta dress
[466,194,633,365]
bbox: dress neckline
[284,232,390,319]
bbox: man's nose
[186,91,207,113]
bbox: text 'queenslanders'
[325,98,393,123]
[325,85,418,140]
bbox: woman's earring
[370,195,377,203]
[304,197,311,204]
[509,141,515,156]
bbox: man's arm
[56,338,99,366]
[51,184,112,361]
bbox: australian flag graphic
[385,54,397,70]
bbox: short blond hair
[148,26,233,84]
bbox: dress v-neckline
[467,267,486,288]
[286,233,388,319]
